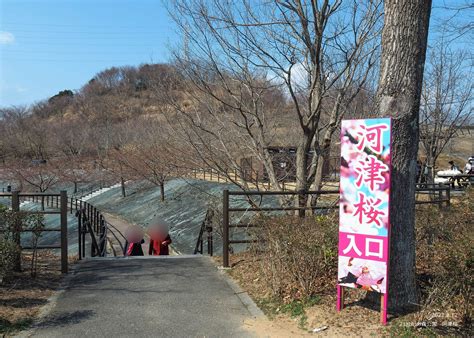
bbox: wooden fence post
[223,189,230,268]
[60,191,68,273]
[78,208,82,260]
[11,191,22,271]
[12,191,20,211]
[446,186,451,208]
[438,186,442,210]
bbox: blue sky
[0,0,471,107]
[0,0,178,107]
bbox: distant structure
[240,146,339,182]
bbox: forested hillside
[0,60,374,196]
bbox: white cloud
[0,83,28,94]
[0,31,15,45]
[290,62,309,89]
[16,86,28,93]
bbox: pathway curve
[28,256,259,337]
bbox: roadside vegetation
[0,206,63,336]
[223,189,473,335]
[0,1,471,336]
[0,251,63,337]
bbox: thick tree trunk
[425,157,435,184]
[308,99,341,210]
[376,0,432,311]
[295,133,312,216]
[310,136,332,199]
[313,151,329,190]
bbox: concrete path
[29,256,259,338]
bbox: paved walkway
[29,256,259,337]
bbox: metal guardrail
[68,183,127,259]
[194,209,214,256]
[74,199,126,259]
[75,201,110,258]
[105,221,126,256]
[69,184,114,214]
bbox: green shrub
[0,210,45,278]
[0,237,20,283]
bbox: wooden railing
[0,191,69,273]
[220,184,452,267]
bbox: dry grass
[0,251,63,336]
[216,189,473,336]
[215,252,387,336]
[412,190,473,334]
[432,132,473,169]
[249,215,338,301]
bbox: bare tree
[103,121,138,198]
[60,159,95,194]
[7,160,60,209]
[13,163,59,193]
[0,106,30,160]
[167,0,382,206]
[420,40,473,181]
[376,0,432,311]
[111,118,179,201]
[0,106,50,160]
[436,0,473,42]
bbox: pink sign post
[337,118,392,325]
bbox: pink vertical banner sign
[337,118,392,325]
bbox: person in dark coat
[148,234,172,256]
[416,160,422,183]
[147,218,172,256]
[124,225,145,256]
[124,239,145,256]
